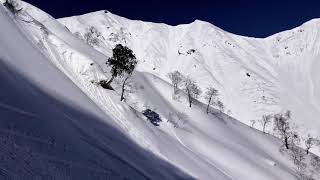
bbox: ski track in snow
[171,127,237,180]
[0,102,37,118]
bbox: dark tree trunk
[107,75,115,86]
[206,96,212,114]
[285,137,289,149]
[187,90,192,108]
[120,88,125,102]
[120,76,129,102]
[173,84,178,95]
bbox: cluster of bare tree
[166,70,320,179]
[287,134,320,180]
[255,111,320,152]
[167,71,320,179]
[167,70,224,113]
[72,27,103,47]
[256,111,320,179]
[65,26,102,47]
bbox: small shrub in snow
[216,100,225,112]
[142,109,162,126]
[226,109,232,115]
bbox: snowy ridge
[58,9,320,136]
[0,1,319,179]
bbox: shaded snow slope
[0,4,192,180]
[58,10,320,139]
[0,1,319,180]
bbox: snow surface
[0,1,319,179]
[0,3,191,180]
[58,10,320,139]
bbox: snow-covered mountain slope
[1,0,320,179]
[58,10,320,138]
[0,3,192,180]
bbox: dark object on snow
[3,0,22,14]
[187,49,196,54]
[142,109,162,126]
[246,73,251,77]
[98,80,114,90]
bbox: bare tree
[259,114,273,134]
[304,135,319,155]
[273,110,294,149]
[183,77,201,108]
[167,71,184,95]
[204,87,219,114]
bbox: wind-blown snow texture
[0,1,319,179]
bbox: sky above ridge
[24,0,320,38]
